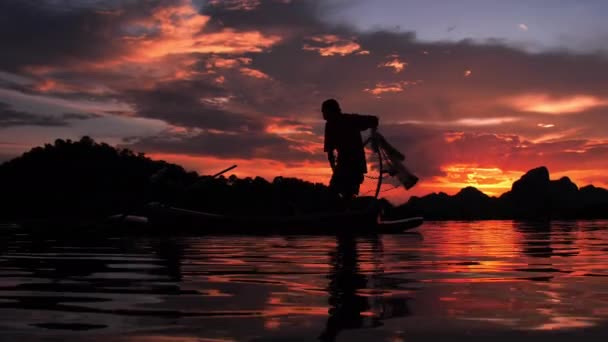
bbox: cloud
[122,79,262,132]
[124,129,320,162]
[302,35,364,56]
[363,81,419,96]
[61,112,102,120]
[364,82,406,96]
[240,67,271,79]
[0,1,123,71]
[0,102,68,127]
[265,117,314,135]
[207,0,262,11]
[400,116,521,127]
[379,55,407,73]
[505,94,608,114]
[200,0,324,31]
[206,56,252,69]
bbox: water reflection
[516,221,555,258]
[153,239,184,281]
[0,237,191,326]
[0,221,608,341]
[514,221,580,259]
[320,235,373,341]
[320,235,416,341]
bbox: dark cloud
[0,0,192,71]
[0,1,124,70]
[0,102,68,127]
[201,0,325,32]
[61,112,101,120]
[124,130,321,162]
[123,79,264,131]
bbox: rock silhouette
[394,166,608,220]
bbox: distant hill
[390,166,608,220]
[1,138,606,221]
[0,137,335,221]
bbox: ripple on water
[0,220,607,340]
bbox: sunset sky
[1,0,607,202]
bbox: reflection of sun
[432,221,522,262]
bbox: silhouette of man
[322,99,378,199]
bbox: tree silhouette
[1,139,607,223]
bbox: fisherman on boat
[322,99,379,199]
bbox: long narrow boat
[9,200,422,236]
[106,199,423,235]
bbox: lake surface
[1,221,608,341]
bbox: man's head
[322,99,341,120]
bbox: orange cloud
[265,119,313,136]
[507,94,608,114]
[454,117,520,126]
[444,132,465,143]
[364,83,405,95]
[108,2,281,64]
[31,78,113,96]
[264,118,322,156]
[17,2,280,94]
[240,67,271,79]
[363,81,420,96]
[21,2,281,94]
[302,35,363,56]
[207,56,252,69]
[33,79,60,92]
[379,56,407,73]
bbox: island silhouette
[1,137,606,224]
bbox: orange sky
[1,0,608,204]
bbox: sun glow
[435,165,524,196]
[507,94,608,114]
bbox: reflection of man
[319,235,369,342]
[322,99,379,199]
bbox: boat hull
[116,204,424,235]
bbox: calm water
[1,221,608,341]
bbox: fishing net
[361,130,419,198]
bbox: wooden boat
[120,132,427,236]
[107,131,425,235]
[106,199,424,235]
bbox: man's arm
[346,113,379,131]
